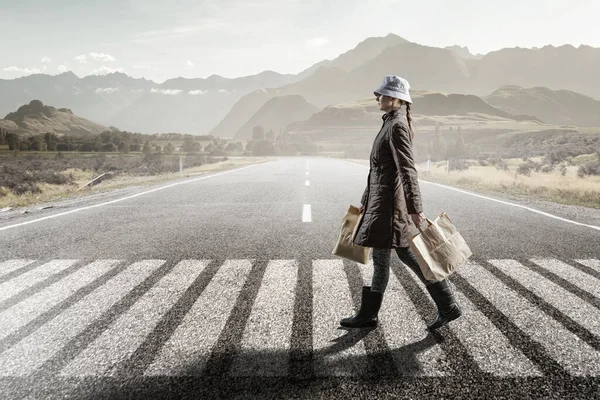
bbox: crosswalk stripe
[491,259,600,340]
[229,260,298,377]
[0,260,165,376]
[575,259,600,273]
[0,257,599,378]
[0,260,37,279]
[531,258,600,299]
[59,260,210,377]
[312,259,368,377]
[450,289,542,376]
[0,260,79,303]
[358,263,449,376]
[0,260,122,342]
[459,262,600,376]
[145,260,253,376]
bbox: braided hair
[397,100,414,140]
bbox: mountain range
[2,33,600,136]
[484,85,600,127]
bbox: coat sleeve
[389,123,423,214]
[360,185,368,206]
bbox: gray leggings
[371,247,437,293]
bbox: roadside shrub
[0,162,76,196]
[543,149,569,165]
[0,152,230,197]
[541,165,554,173]
[12,181,42,195]
[517,160,536,176]
[31,170,74,185]
[559,164,567,176]
[577,160,600,178]
[495,159,508,171]
[449,158,470,171]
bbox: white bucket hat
[374,75,412,104]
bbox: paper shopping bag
[408,212,472,281]
[332,205,372,265]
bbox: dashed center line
[302,205,312,222]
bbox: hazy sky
[1,0,598,83]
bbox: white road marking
[365,261,540,377]
[313,259,368,376]
[420,180,600,231]
[0,260,37,279]
[0,260,165,376]
[305,180,310,186]
[575,259,600,273]
[302,204,311,222]
[458,262,600,376]
[450,288,542,376]
[491,259,600,336]
[145,260,253,376]
[60,260,209,377]
[0,260,79,303]
[229,260,297,376]
[339,160,600,231]
[1,255,599,378]
[531,258,600,299]
[0,260,121,342]
[0,163,265,232]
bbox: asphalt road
[0,156,599,399]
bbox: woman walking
[341,75,461,331]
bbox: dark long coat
[353,107,423,249]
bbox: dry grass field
[0,156,274,209]
[345,156,600,209]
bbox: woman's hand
[410,212,426,227]
[358,204,365,213]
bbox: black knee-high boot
[340,286,383,328]
[425,279,462,330]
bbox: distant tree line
[0,129,245,155]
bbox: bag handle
[416,218,434,233]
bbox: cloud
[58,64,68,73]
[131,89,145,93]
[306,37,330,47]
[184,60,195,71]
[133,64,151,69]
[95,87,120,94]
[151,88,183,95]
[75,53,116,64]
[188,89,207,95]
[41,57,52,64]
[75,54,87,64]
[218,89,229,93]
[131,25,206,43]
[3,66,41,74]
[89,52,116,62]
[90,66,124,75]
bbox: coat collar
[382,107,401,121]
